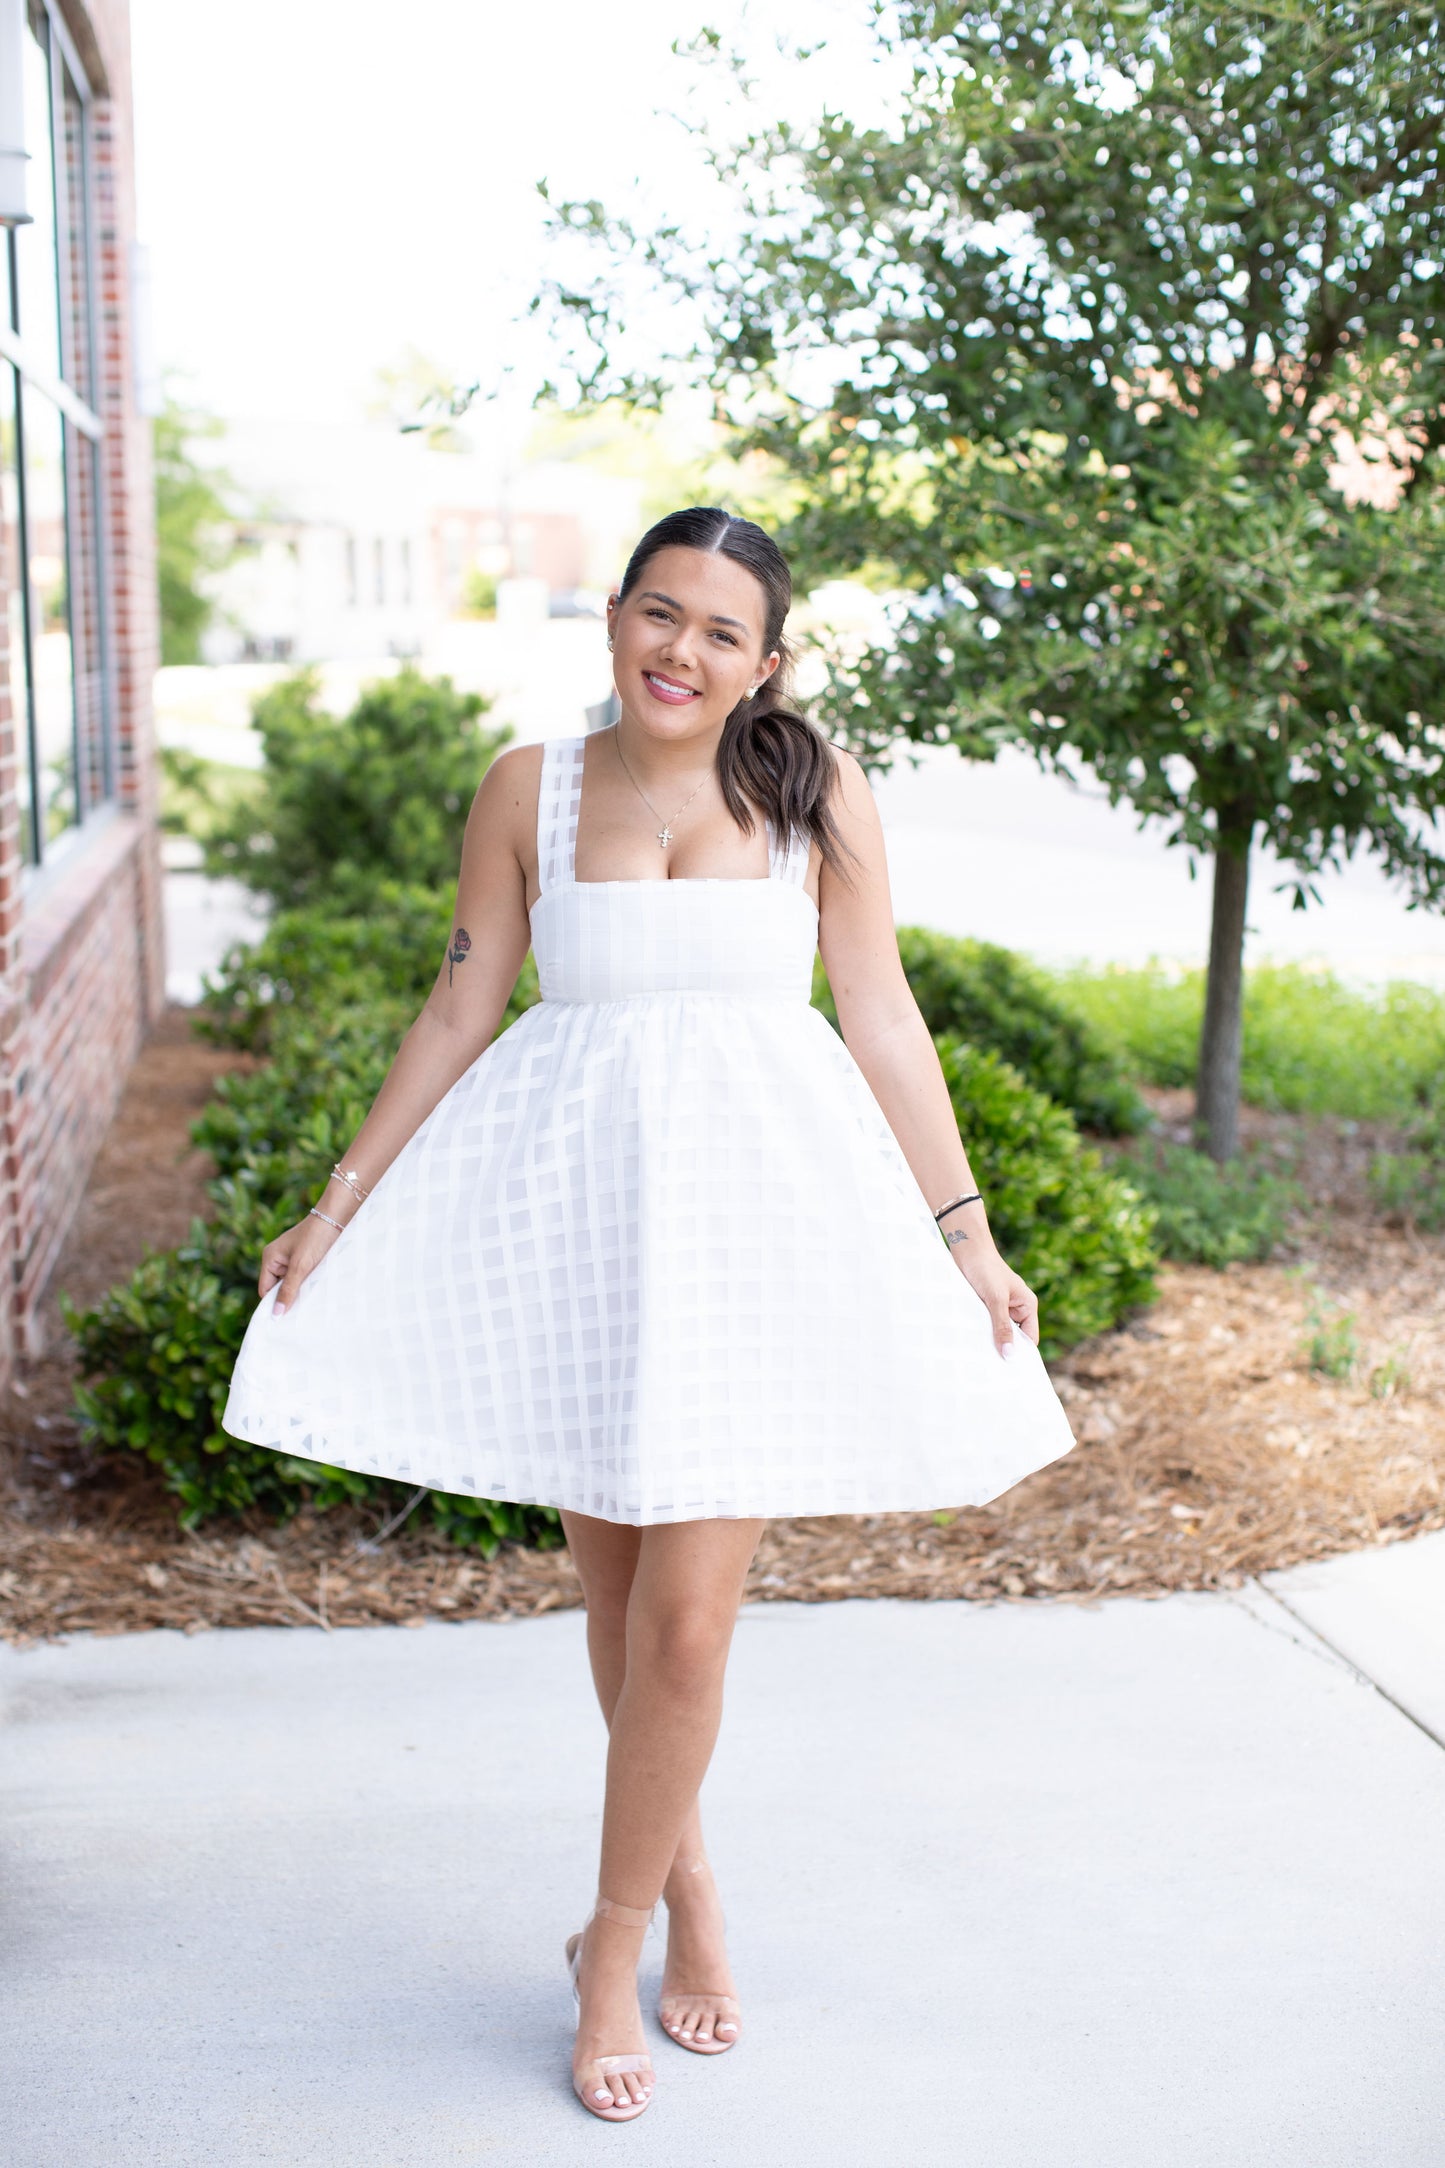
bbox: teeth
[646,672,697,695]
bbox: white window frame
[4,0,111,878]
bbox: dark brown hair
[616,506,855,879]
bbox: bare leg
[563,1517,738,2050]
[563,1514,729,1887]
[560,1512,762,2105]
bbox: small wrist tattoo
[447,927,472,985]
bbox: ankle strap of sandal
[592,1893,656,1930]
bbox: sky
[129,0,895,433]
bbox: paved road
[4,1534,1442,2167]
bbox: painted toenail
[594,2088,610,2101]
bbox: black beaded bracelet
[934,1190,983,1223]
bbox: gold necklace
[613,732,712,849]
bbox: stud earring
[606,633,614,651]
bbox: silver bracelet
[309,1206,346,1232]
[329,1163,370,1201]
[934,1189,983,1223]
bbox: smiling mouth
[643,670,701,703]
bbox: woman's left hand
[953,1241,1040,1356]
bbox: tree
[548,0,1445,1157]
[153,395,233,666]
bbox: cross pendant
[656,826,673,848]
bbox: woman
[223,506,1075,2125]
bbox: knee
[629,1607,734,1699]
[584,1588,630,1648]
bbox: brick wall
[0,384,18,1383]
[0,0,163,1372]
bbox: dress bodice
[529,736,818,1005]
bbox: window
[1,2,108,871]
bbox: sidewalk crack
[1236,1580,1445,1756]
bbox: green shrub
[460,567,498,618]
[812,926,1147,1135]
[199,880,451,1046]
[1045,961,1202,1090]
[197,882,539,1055]
[1369,1083,1445,1229]
[62,1200,374,1525]
[1050,960,1445,1121]
[934,1035,1158,1357]
[201,666,511,908]
[159,746,264,844]
[1113,1139,1302,1267]
[192,1014,407,1200]
[1370,1148,1445,1230]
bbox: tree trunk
[1195,817,1254,1162]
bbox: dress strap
[766,816,812,888]
[536,736,586,894]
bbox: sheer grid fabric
[223,735,1076,1523]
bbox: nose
[660,623,699,671]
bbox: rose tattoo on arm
[447,927,472,986]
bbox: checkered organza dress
[222,735,1075,1524]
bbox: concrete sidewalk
[4,1543,1443,2168]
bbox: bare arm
[817,748,1038,1353]
[263,742,543,1313]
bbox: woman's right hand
[260,1213,344,1316]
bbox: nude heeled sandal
[657,1857,742,2055]
[565,1895,657,2123]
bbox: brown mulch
[2,1011,1442,1644]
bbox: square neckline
[530,877,820,919]
[532,732,815,913]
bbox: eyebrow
[639,588,749,633]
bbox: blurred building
[0,0,163,1377]
[199,420,640,663]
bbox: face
[606,546,781,743]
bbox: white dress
[222,735,1076,1524]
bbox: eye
[711,629,738,646]
[643,606,674,623]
